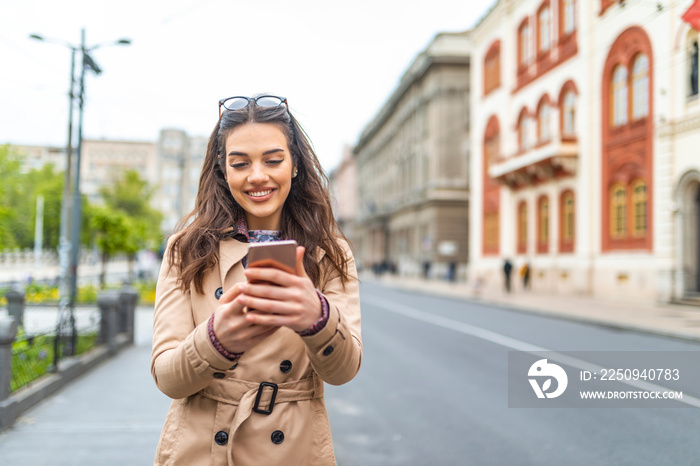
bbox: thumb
[295,246,308,278]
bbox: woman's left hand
[241,246,322,333]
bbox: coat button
[271,430,284,444]
[215,430,229,445]
[229,363,238,370]
[279,360,292,373]
[322,345,334,356]
[215,287,223,299]
[213,372,225,379]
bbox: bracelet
[298,290,330,336]
[207,313,244,361]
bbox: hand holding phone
[246,240,298,283]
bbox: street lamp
[29,29,130,357]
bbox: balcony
[488,138,578,189]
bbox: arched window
[484,212,500,252]
[632,180,647,237]
[537,196,550,252]
[519,21,530,68]
[484,41,501,95]
[632,54,649,120]
[560,190,575,252]
[538,5,551,54]
[518,201,528,253]
[610,184,627,239]
[483,116,501,256]
[538,98,551,143]
[612,65,628,126]
[690,40,699,97]
[518,110,530,152]
[562,90,576,136]
[562,0,575,35]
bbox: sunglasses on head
[218,95,288,118]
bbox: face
[224,123,295,231]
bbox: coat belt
[199,374,324,464]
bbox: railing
[0,285,138,402]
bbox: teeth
[249,189,272,197]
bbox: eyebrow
[227,148,285,157]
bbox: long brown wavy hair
[168,96,350,294]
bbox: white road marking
[364,294,700,408]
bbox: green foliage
[0,145,67,250]
[11,329,99,392]
[11,331,54,392]
[98,169,163,251]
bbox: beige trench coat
[151,234,362,465]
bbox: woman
[151,95,362,465]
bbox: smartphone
[247,240,298,275]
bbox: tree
[88,206,133,288]
[95,169,163,282]
[0,145,25,250]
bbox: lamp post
[28,34,77,315]
[29,30,130,356]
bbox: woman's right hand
[212,283,280,354]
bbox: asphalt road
[325,281,700,466]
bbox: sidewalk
[366,273,700,342]
[0,307,170,465]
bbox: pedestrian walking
[503,259,513,293]
[520,262,531,290]
[151,95,362,465]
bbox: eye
[266,159,284,166]
[229,162,248,169]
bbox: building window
[518,110,530,152]
[537,196,549,252]
[632,54,649,120]
[560,190,575,252]
[519,21,530,68]
[612,65,628,127]
[484,41,501,95]
[484,212,500,252]
[610,184,627,239]
[690,40,699,97]
[538,5,551,54]
[632,180,647,237]
[562,90,576,137]
[518,201,528,253]
[538,98,551,143]
[562,0,575,35]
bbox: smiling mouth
[247,189,274,198]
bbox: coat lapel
[218,237,249,287]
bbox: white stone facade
[469,0,700,302]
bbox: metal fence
[1,286,138,396]
[10,305,100,392]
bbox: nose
[248,162,269,184]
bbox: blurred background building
[329,144,359,256]
[352,32,471,280]
[12,128,207,236]
[468,0,700,303]
[156,129,207,234]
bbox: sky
[1,0,494,171]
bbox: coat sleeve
[150,237,235,400]
[301,240,362,386]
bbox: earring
[292,168,298,178]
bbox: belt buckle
[253,382,278,415]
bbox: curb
[0,335,130,432]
